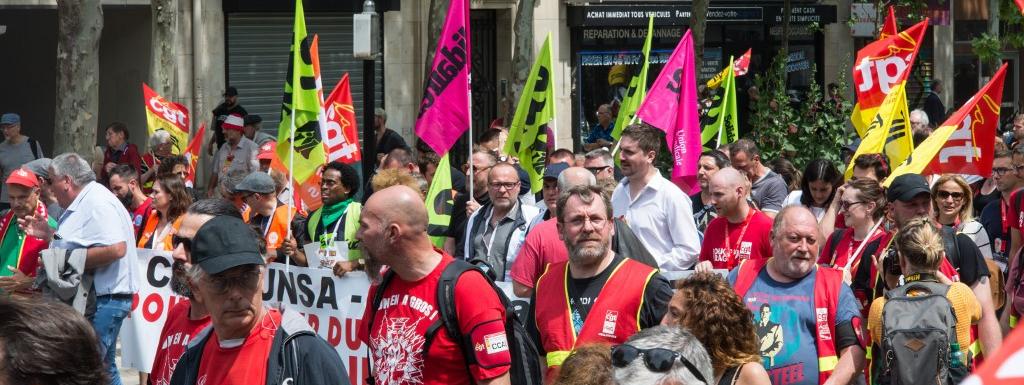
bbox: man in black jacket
[168,215,349,385]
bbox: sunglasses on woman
[611,344,708,384]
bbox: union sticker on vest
[602,310,619,336]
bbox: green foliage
[972,34,1002,68]
[749,50,852,170]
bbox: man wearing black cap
[168,214,349,385]
[208,86,248,155]
[242,114,275,146]
[234,172,309,266]
[882,173,1001,356]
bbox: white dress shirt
[611,172,701,272]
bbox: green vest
[307,202,362,261]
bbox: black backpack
[368,259,543,385]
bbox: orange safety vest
[733,258,843,385]
[534,258,656,382]
[137,211,183,251]
[260,204,296,250]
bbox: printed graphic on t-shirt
[752,297,810,385]
[371,313,428,384]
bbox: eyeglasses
[563,216,608,230]
[202,268,261,294]
[838,200,865,211]
[1014,164,1024,173]
[935,190,965,201]
[489,181,519,191]
[993,167,1013,176]
[585,166,611,174]
[611,345,708,384]
[172,235,192,253]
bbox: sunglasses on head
[611,344,707,383]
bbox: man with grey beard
[527,184,672,381]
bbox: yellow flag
[845,83,913,180]
[276,0,327,184]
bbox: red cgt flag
[880,6,898,38]
[183,123,206,188]
[963,317,1024,384]
[321,73,362,164]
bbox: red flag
[1016,0,1024,15]
[734,48,752,76]
[922,64,1006,176]
[183,123,206,188]
[880,6,898,38]
[851,20,928,137]
[322,73,362,163]
[963,316,1024,384]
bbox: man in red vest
[729,206,864,385]
[529,184,672,381]
[0,168,55,293]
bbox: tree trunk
[511,0,535,122]
[689,0,709,77]
[55,0,103,157]
[985,0,1001,76]
[781,0,792,58]
[151,0,178,96]
[423,0,449,79]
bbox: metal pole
[362,59,376,192]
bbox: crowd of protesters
[4,97,1024,385]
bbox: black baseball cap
[191,215,264,275]
[886,174,931,203]
[543,162,570,180]
[223,86,239,97]
[244,114,262,125]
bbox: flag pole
[611,115,640,156]
[468,72,474,200]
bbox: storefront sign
[569,4,835,28]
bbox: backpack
[368,259,543,385]
[877,280,968,385]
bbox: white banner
[119,250,527,385]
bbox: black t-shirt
[981,199,1010,266]
[526,255,673,353]
[211,103,248,147]
[880,227,990,287]
[375,128,409,158]
[975,189,1001,220]
[690,193,716,233]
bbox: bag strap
[852,236,882,290]
[27,138,40,160]
[825,229,845,266]
[366,269,397,384]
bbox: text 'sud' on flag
[884,64,1007,186]
[277,0,327,184]
[700,55,739,151]
[504,33,555,194]
[415,0,471,155]
[142,83,190,155]
[851,19,928,137]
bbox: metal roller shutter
[226,12,384,138]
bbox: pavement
[116,342,142,385]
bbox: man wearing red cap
[209,113,258,196]
[257,141,277,173]
[0,168,56,293]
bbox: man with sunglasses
[234,171,309,266]
[729,206,865,385]
[583,148,616,183]
[530,185,672,381]
[463,162,541,281]
[168,214,348,385]
[611,326,714,385]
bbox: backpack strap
[852,236,883,291]
[366,269,397,383]
[825,229,846,267]
[27,138,40,160]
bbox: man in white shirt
[20,152,137,385]
[611,125,701,272]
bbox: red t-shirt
[511,218,568,289]
[195,309,281,385]
[132,197,153,239]
[835,211,848,231]
[1009,190,1024,233]
[698,209,773,270]
[149,301,211,385]
[360,252,511,385]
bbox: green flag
[426,153,454,248]
[612,16,654,140]
[504,34,554,194]
[700,56,738,151]
[276,0,326,184]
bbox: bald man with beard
[696,167,774,272]
[358,186,512,385]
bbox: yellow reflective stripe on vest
[1012,315,1019,328]
[547,350,571,367]
[818,355,838,372]
[969,339,982,357]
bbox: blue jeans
[90,295,132,385]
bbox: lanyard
[321,205,351,243]
[1002,198,1011,236]
[724,209,756,261]
[844,227,881,273]
[483,207,500,256]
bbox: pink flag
[414,0,471,155]
[635,30,702,193]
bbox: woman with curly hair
[662,272,770,385]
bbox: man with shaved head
[696,167,773,272]
[358,185,512,385]
[729,206,865,385]
[463,162,541,281]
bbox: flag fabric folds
[425,153,454,248]
[183,123,205,188]
[700,55,739,151]
[635,29,702,194]
[851,20,928,137]
[706,48,751,89]
[414,0,472,155]
[611,15,654,140]
[142,83,190,155]
[844,82,914,180]
[884,64,1007,186]
[504,34,555,194]
[880,6,898,38]
[322,73,363,163]
[276,0,327,184]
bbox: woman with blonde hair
[662,272,770,385]
[932,174,992,259]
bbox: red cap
[257,141,277,160]
[223,113,245,132]
[6,168,39,188]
